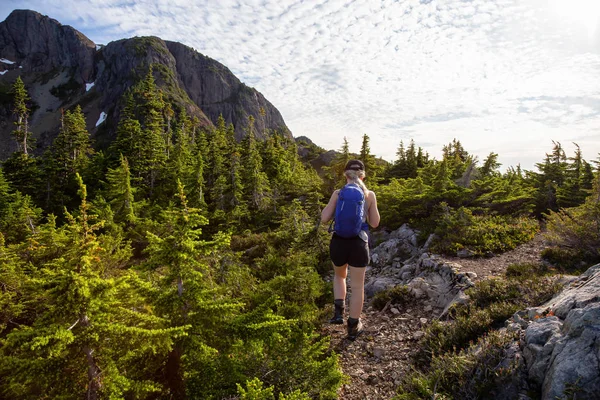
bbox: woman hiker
[321,159,380,340]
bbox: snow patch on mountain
[96,112,107,127]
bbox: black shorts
[329,234,370,267]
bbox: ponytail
[344,169,368,196]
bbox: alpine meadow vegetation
[1,70,598,399]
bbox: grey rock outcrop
[518,265,600,399]
[365,224,474,311]
[498,265,600,399]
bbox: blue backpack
[331,183,365,238]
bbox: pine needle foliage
[0,175,184,399]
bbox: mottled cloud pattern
[2,0,600,169]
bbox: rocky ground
[322,234,549,400]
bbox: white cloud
[2,0,600,170]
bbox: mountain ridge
[0,9,291,157]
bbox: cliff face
[0,9,291,158]
[92,36,214,144]
[166,41,288,141]
[0,9,95,82]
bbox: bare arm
[321,190,339,223]
[367,191,380,228]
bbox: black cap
[344,159,365,171]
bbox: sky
[2,0,600,170]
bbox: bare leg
[348,266,366,319]
[332,263,348,300]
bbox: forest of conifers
[1,70,599,399]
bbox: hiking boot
[347,317,363,340]
[329,299,344,324]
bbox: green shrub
[431,207,539,256]
[371,285,413,311]
[396,330,518,400]
[467,278,520,309]
[467,276,561,314]
[505,262,551,278]
[238,378,275,400]
[418,304,517,362]
[237,378,311,400]
[543,182,600,269]
[541,247,590,274]
[417,275,562,365]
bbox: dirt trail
[323,234,547,399]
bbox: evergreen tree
[137,67,167,195]
[545,170,600,265]
[164,110,196,200]
[11,76,31,156]
[0,232,28,341]
[479,152,501,178]
[0,167,42,244]
[228,147,246,223]
[416,146,428,168]
[163,102,175,160]
[404,140,419,179]
[1,152,42,203]
[206,115,230,216]
[261,131,293,212]
[224,122,246,221]
[241,116,271,212]
[3,77,41,201]
[359,134,380,182]
[433,159,452,192]
[359,134,372,171]
[187,129,208,210]
[111,92,143,173]
[110,68,170,198]
[557,144,588,208]
[0,175,183,399]
[388,140,407,179]
[387,139,424,179]
[105,155,136,226]
[262,131,292,188]
[144,180,241,398]
[443,138,470,180]
[340,136,350,163]
[471,170,536,216]
[531,141,568,214]
[45,106,94,213]
[581,160,595,192]
[323,137,351,192]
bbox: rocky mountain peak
[0,9,95,82]
[0,9,291,158]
